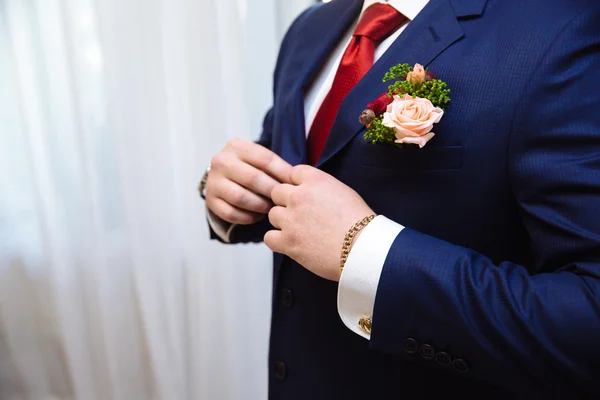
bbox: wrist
[340,214,377,280]
[348,208,376,251]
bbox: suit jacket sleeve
[370,8,600,396]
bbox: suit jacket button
[280,288,294,308]
[452,358,469,373]
[435,351,452,366]
[402,338,419,354]
[418,344,435,360]
[274,361,287,381]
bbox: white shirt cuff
[206,207,236,243]
[337,215,404,339]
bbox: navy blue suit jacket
[211,0,600,397]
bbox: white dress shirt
[209,0,430,340]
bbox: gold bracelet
[340,214,376,275]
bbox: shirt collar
[361,0,430,21]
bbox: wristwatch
[198,164,211,200]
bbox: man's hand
[265,165,374,282]
[206,138,293,225]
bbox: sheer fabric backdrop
[0,0,313,398]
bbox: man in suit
[199,0,600,398]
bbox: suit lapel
[315,0,485,168]
[274,0,364,276]
[280,0,363,166]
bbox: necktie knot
[353,3,407,42]
[306,3,407,165]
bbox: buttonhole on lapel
[429,26,441,42]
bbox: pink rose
[381,94,444,148]
[406,63,426,85]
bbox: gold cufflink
[358,316,372,334]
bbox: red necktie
[306,4,407,165]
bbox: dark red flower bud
[359,109,376,126]
[425,71,437,81]
[366,92,394,116]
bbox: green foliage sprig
[362,116,397,146]
[382,63,412,83]
[387,79,450,110]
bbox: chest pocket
[361,143,463,171]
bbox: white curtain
[0,0,313,399]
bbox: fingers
[268,206,287,229]
[290,164,319,185]
[210,178,273,214]
[212,139,292,198]
[228,139,293,184]
[206,139,297,226]
[271,184,295,207]
[226,161,280,199]
[264,230,286,254]
[205,197,264,225]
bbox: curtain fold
[0,0,314,398]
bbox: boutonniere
[360,63,450,148]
